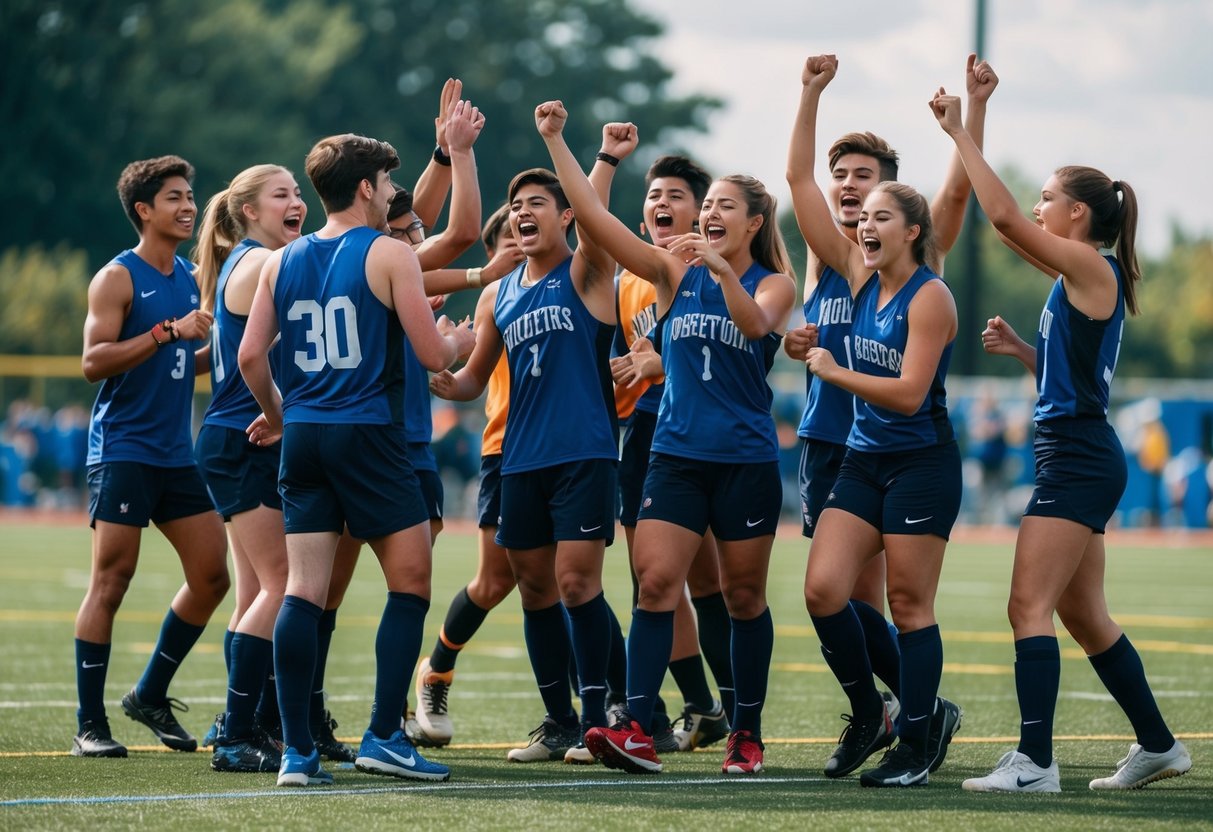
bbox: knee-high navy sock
[811,605,881,720]
[226,633,272,739]
[256,662,279,729]
[431,588,489,674]
[669,655,714,713]
[566,593,611,729]
[75,639,111,729]
[692,592,735,717]
[136,609,206,704]
[896,625,943,754]
[604,601,628,703]
[523,602,578,727]
[1089,634,1175,753]
[223,629,235,674]
[274,595,322,755]
[625,608,674,732]
[1014,635,1059,768]
[851,600,901,698]
[309,608,338,729]
[730,608,773,736]
[369,592,428,739]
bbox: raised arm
[421,234,526,295]
[572,121,639,292]
[411,78,461,228]
[535,101,682,293]
[416,99,485,270]
[931,54,998,261]
[787,54,868,290]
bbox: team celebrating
[71,51,1192,793]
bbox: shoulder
[89,260,134,303]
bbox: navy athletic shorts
[825,441,962,539]
[798,437,847,539]
[618,409,657,528]
[1024,417,1126,534]
[637,452,781,541]
[496,458,617,550]
[88,460,215,528]
[477,453,503,528]
[195,424,281,520]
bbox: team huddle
[71,54,1192,793]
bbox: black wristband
[433,145,452,167]
[596,151,620,167]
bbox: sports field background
[1,517,1208,830]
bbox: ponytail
[1056,166,1141,315]
[193,188,239,315]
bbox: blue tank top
[273,227,403,426]
[1035,256,1125,422]
[87,250,202,467]
[847,265,954,452]
[798,265,855,444]
[203,239,275,431]
[652,263,782,463]
[402,338,434,444]
[495,257,618,474]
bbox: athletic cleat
[355,729,451,781]
[860,742,931,788]
[651,710,679,754]
[584,717,662,774]
[256,712,283,745]
[71,719,128,758]
[312,709,357,763]
[201,712,223,748]
[927,696,962,773]
[413,658,454,746]
[506,716,580,763]
[277,746,333,787]
[674,701,731,751]
[824,702,894,778]
[880,690,901,731]
[212,737,279,773]
[1089,741,1191,790]
[721,730,764,775]
[962,749,1060,793]
[564,742,597,765]
[120,688,197,752]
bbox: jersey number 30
[288,297,363,372]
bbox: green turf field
[0,521,1208,830]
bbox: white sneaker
[413,658,454,746]
[563,742,596,765]
[1089,741,1191,790]
[962,750,1061,793]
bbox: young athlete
[239,132,476,787]
[429,127,636,762]
[930,89,1192,793]
[786,53,996,780]
[193,164,306,772]
[74,156,229,758]
[794,54,962,788]
[530,102,797,776]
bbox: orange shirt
[480,353,510,456]
[614,269,663,420]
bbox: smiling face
[364,169,394,232]
[828,153,882,230]
[244,170,306,249]
[858,189,919,271]
[509,182,571,258]
[643,176,700,248]
[137,175,196,242]
[699,180,761,258]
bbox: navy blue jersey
[847,265,954,452]
[652,263,782,463]
[1035,256,1125,422]
[273,227,403,425]
[87,250,203,467]
[203,239,274,431]
[401,337,434,444]
[797,265,855,444]
[495,257,617,474]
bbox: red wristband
[150,321,170,346]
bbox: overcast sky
[628,0,1213,256]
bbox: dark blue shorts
[477,453,503,528]
[404,442,443,522]
[279,422,428,539]
[798,438,846,539]
[618,409,657,528]
[825,441,962,539]
[1024,418,1126,534]
[195,424,282,520]
[637,453,781,541]
[496,458,617,550]
[87,461,215,528]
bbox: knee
[723,583,765,620]
[804,579,844,618]
[90,568,136,614]
[886,588,931,632]
[636,569,680,611]
[468,573,515,609]
[1006,589,1048,631]
[203,568,232,605]
[685,568,720,598]
[557,572,598,607]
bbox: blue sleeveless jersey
[495,257,618,474]
[652,263,782,463]
[203,239,277,431]
[847,265,954,452]
[401,338,434,444]
[1035,256,1125,422]
[273,227,403,425]
[798,265,855,444]
[87,250,202,466]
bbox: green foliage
[0,245,90,355]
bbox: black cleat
[71,719,128,758]
[120,688,197,752]
[927,697,963,773]
[312,709,357,763]
[860,741,931,788]
[650,710,680,754]
[212,737,280,772]
[824,703,894,778]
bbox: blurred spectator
[967,388,1010,525]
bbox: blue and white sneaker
[276,747,333,787]
[355,729,451,782]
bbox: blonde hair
[193,164,290,313]
[719,174,794,280]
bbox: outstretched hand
[930,88,964,135]
[966,53,999,102]
[434,78,463,150]
[535,100,568,138]
[437,314,477,362]
[600,122,639,161]
[445,100,486,152]
[981,315,1025,358]
[802,54,838,91]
